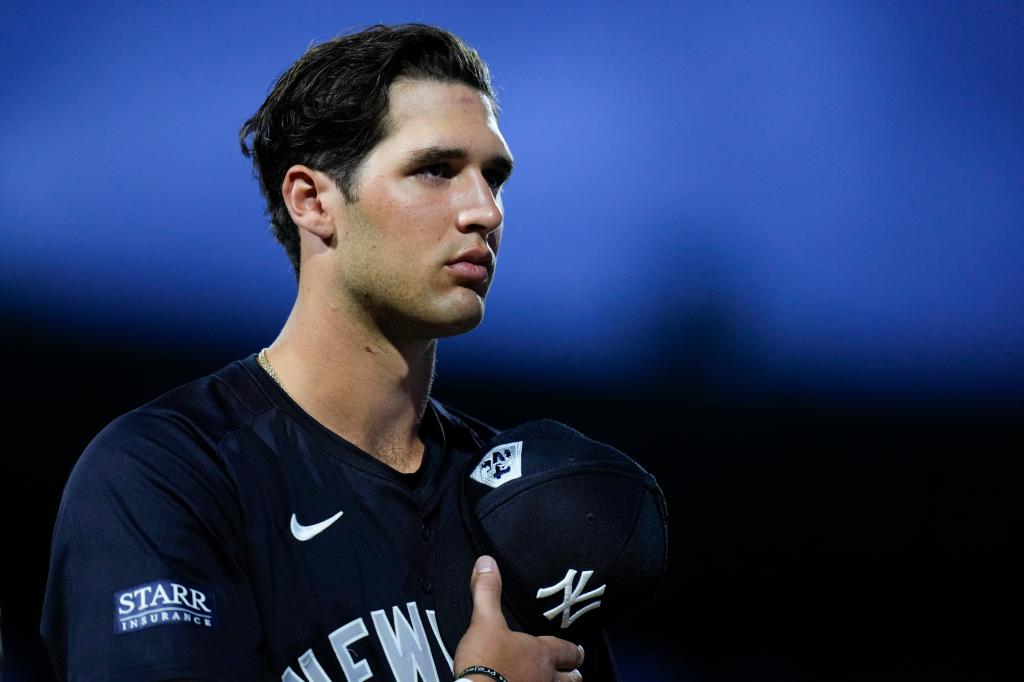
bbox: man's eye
[419,164,448,179]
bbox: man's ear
[282,165,336,240]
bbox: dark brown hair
[239,24,497,279]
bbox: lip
[447,247,493,268]
[445,247,494,283]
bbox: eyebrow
[406,146,514,176]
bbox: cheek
[383,191,446,235]
[363,202,437,250]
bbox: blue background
[2,2,1020,680]
[3,1,1021,400]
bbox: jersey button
[419,573,433,595]
[419,522,432,541]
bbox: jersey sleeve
[41,410,264,681]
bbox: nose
[456,170,503,236]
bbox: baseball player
[41,24,614,682]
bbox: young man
[41,24,604,681]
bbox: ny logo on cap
[537,569,606,629]
[470,441,523,489]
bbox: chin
[431,295,486,338]
[435,308,485,338]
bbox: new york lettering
[281,601,453,682]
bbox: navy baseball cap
[459,419,669,638]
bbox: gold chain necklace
[257,347,284,388]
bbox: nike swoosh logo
[290,510,344,541]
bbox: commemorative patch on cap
[459,419,669,638]
[469,441,523,488]
[114,579,216,634]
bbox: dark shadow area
[2,311,1018,681]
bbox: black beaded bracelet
[456,665,508,682]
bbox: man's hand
[453,555,584,682]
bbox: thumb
[469,555,505,625]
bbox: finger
[540,637,586,671]
[468,555,505,625]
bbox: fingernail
[476,556,495,573]
[570,669,582,682]
[578,644,585,663]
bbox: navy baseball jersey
[41,353,619,681]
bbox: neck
[263,283,437,474]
